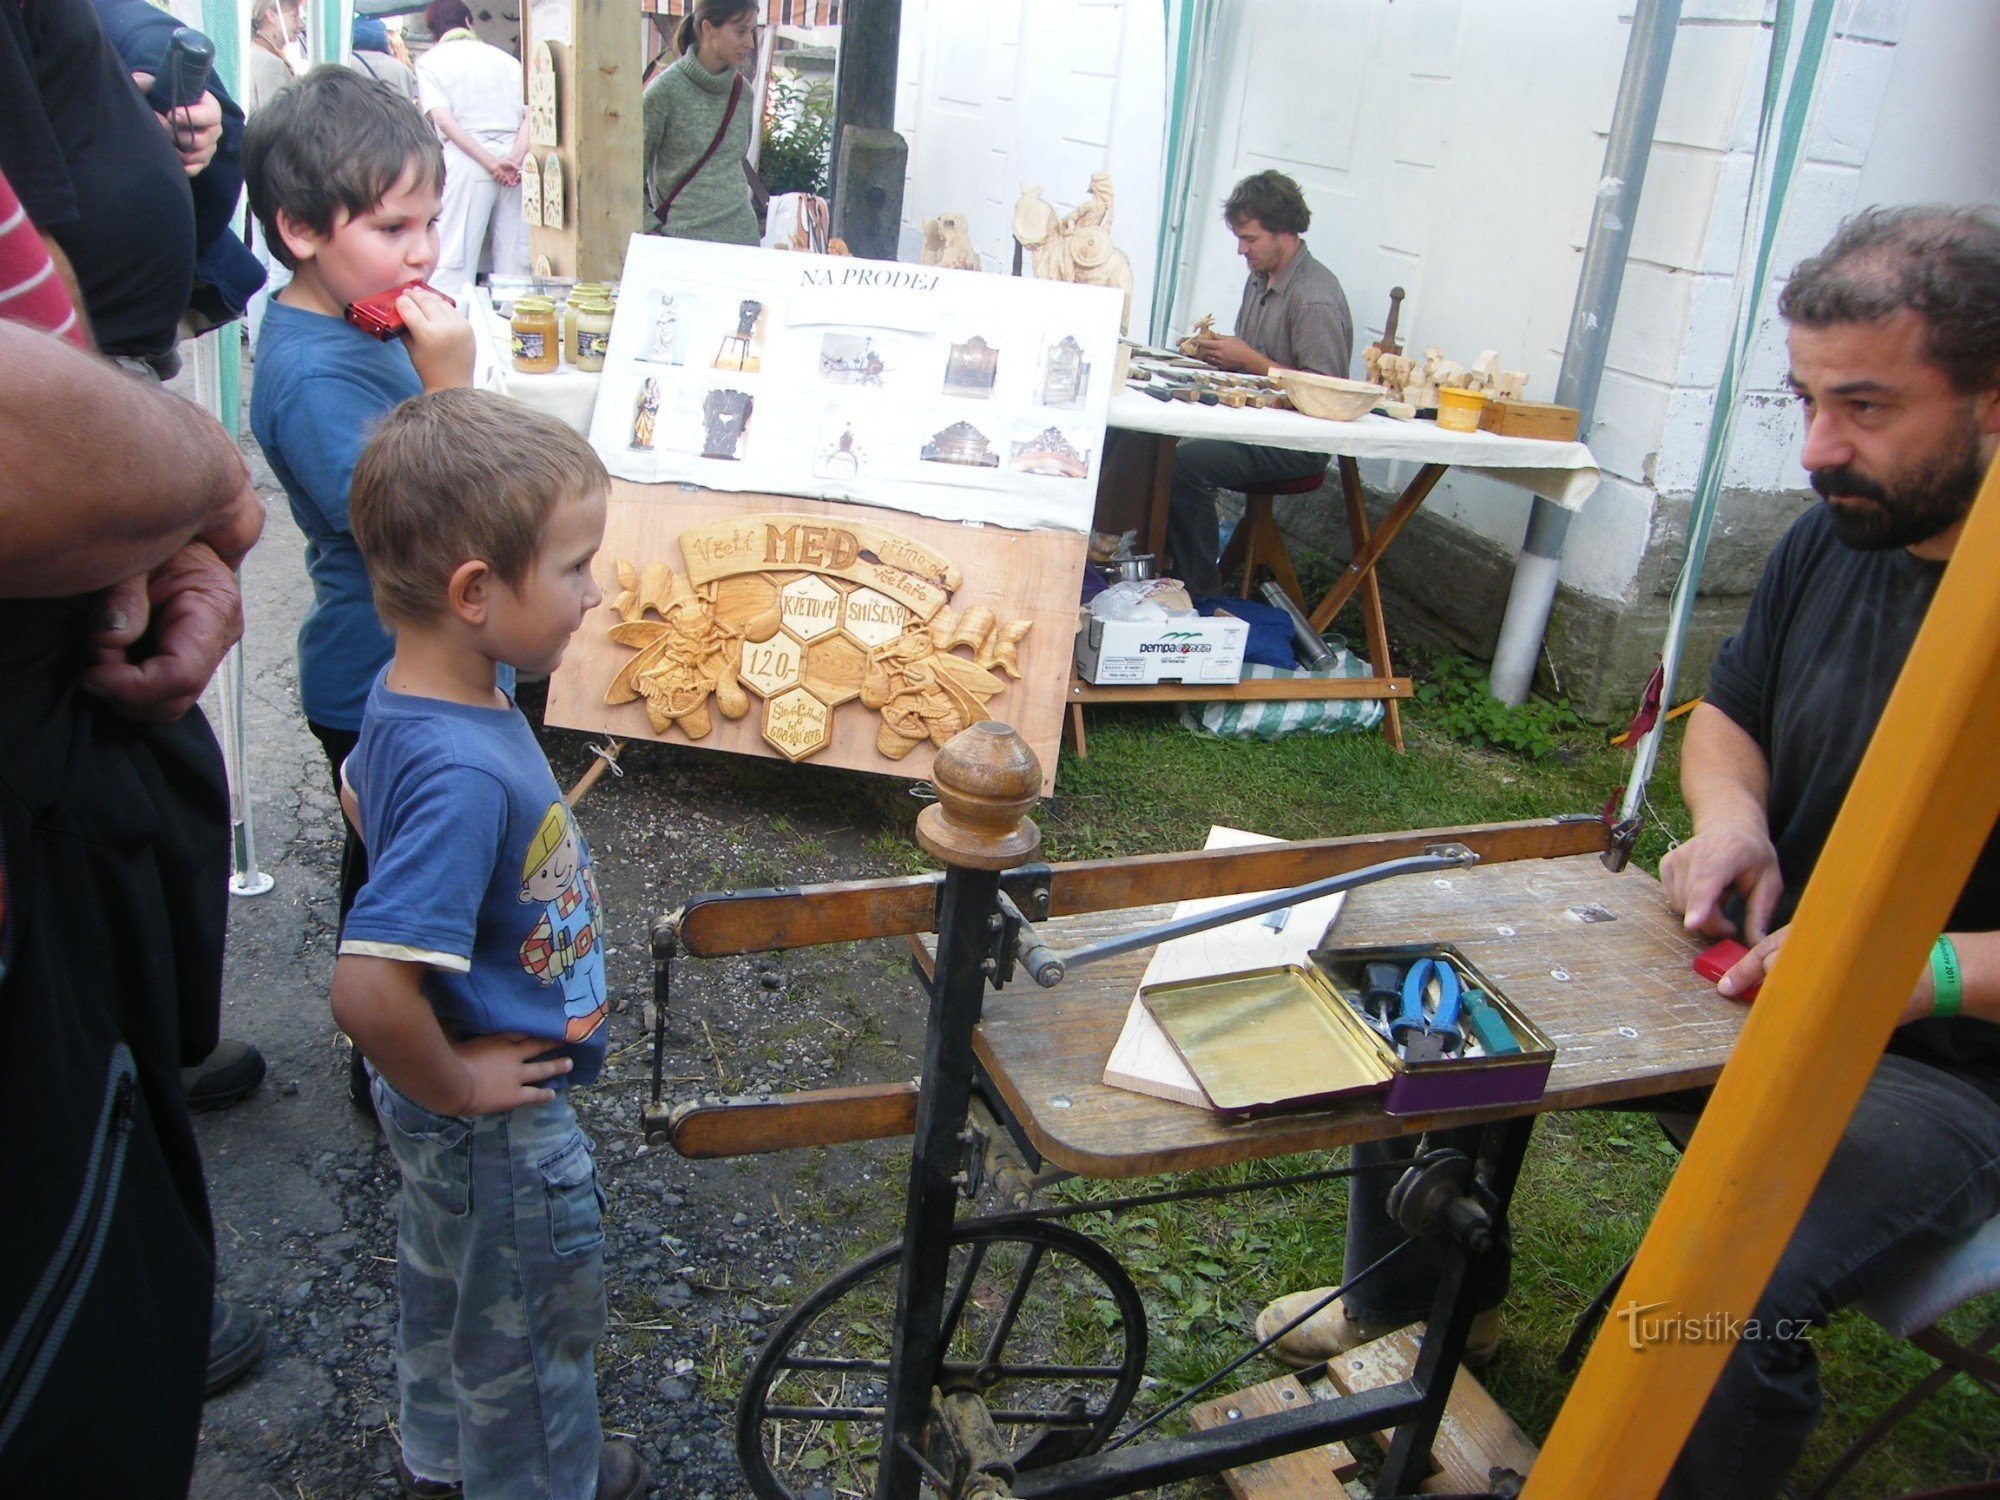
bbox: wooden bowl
[1272,369,1387,422]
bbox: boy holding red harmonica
[244,65,482,1104]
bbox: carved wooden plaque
[541,151,565,229]
[520,153,543,227]
[545,483,1087,792]
[528,40,560,148]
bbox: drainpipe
[1488,0,1681,705]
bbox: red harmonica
[344,280,454,340]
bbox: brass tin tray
[1140,944,1555,1117]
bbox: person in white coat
[414,0,527,304]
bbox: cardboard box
[1075,615,1249,686]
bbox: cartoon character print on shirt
[517,802,607,1042]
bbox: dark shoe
[596,1439,648,1499]
[183,1038,266,1111]
[395,1455,462,1498]
[205,1301,266,1396]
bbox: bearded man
[1256,206,2000,1499]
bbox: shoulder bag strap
[655,71,744,227]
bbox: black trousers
[0,602,226,1496]
[306,721,368,927]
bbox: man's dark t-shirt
[0,0,195,358]
[1706,502,2000,1093]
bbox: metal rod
[1050,849,1476,972]
[218,637,273,897]
[1489,0,1682,705]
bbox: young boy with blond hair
[332,389,643,1500]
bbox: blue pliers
[1392,958,1463,1061]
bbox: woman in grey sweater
[641,0,760,245]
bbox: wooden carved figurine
[630,379,660,449]
[603,562,751,741]
[1012,173,1134,333]
[921,212,981,271]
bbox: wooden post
[831,124,906,261]
[525,0,643,282]
[830,0,899,178]
[1526,461,2000,1493]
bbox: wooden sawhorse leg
[1317,457,1442,753]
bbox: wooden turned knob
[917,722,1044,870]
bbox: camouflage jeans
[373,1078,607,1499]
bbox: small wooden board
[546,482,1087,793]
[1317,1326,1538,1493]
[1478,398,1580,442]
[1187,1373,1360,1498]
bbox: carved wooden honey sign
[605,513,1032,763]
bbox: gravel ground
[190,416,930,1498]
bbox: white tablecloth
[1108,390,1600,510]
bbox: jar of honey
[571,295,615,372]
[511,295,559,374]
[563,282,608,365]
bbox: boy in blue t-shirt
[333,390,644,1500]
[244,67,479,1101]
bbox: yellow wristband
[1931,935,1963,1019]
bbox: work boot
[596,1439,648,1499]
[395,1456,462,1498]
[1254,1288,1501,1370]
[205,1300,267,1396]
[182,1038,266,1111]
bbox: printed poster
[587,235,1123,533]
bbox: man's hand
[1193,334,1268,376]
[442,1033,573,1115]
[197,478,266,574]
[1661,821,1785,942]
[489,157,521,187]
[81,540,243,722]
[400,286,476,391]
[131,75,223,175]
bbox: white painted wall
[888,0,2000,609]
[893,0,1166,328]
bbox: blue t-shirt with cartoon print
[339,671,608,1086]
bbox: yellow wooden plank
[1528,459,2000,1493]
[1315,1326,1538,1492]
[1186,1373,1361,1498]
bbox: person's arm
[501,114,528,172]
[330,954,572,1114]
[427,102,515,185]
[0,319,257,594]
[1659,702,1785,941]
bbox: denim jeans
[374,1078,608,1499]
[1661,1052,2000,1498]
[1165,439,1328,596]
[1341,1056,2000,1497]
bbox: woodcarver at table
[1257,206,2000,1499]
[1166,169,1354,596]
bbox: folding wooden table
[1090,393,1601,750]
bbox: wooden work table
[1083,393,1602,753]
[973,853,1742,1178]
